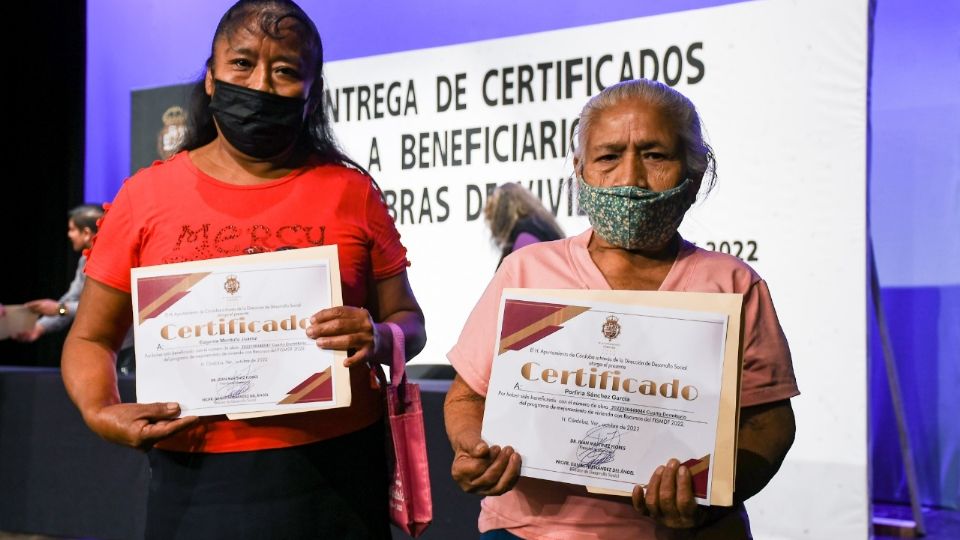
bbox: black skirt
[145,420,390,540]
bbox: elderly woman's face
[579,98,685,192]
[205,21,317,100]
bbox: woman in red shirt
[61,1,426,538]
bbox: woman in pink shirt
[445,79,799,539]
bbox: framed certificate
[130,245,351,418]
[481,288,743,506]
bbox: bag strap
[383,321,407,387]
[379,322,408,412]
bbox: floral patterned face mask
[577,176,696,251]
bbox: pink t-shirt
[448,229,799,539]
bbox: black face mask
[208,79,307,159]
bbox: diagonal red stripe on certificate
[296,377,333,403]
[279,367,333,404]
[498,300,590,355]
[504,325,563,352]
[287,370,324,394]
[141,292,190,324]
[137,274,198,307]
[136,273,211,324]
[500,300,568,337]
[681,454,711,499]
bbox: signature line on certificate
[519,387,697,415]
[523,466,637,486]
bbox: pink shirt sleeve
[446,265,516,396]
[739,278,800,407]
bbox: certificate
[131,246,351,418]
[0,305,39,340]
[481,288,743,506]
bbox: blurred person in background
[484,182,564,269]
[16,204,103,344]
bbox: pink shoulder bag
[382,322,432,537]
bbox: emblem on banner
[601,315,621,341]
[224,275,240,295]
[156,106,187,159]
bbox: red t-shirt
[86,151,409,453]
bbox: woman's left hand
[306,306,380,368]
[632,458,700,529]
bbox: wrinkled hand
[86,402,198,451]
[451,432,521,496]
[13,323,44,343]
[25,299,60,317]
[632,458,700,529]
[307,306,379,367]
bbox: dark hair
[180,0,365,172]
[69,204,105,234]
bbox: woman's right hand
[85,402,198,451]
[62,280,198,451]
[450,431,522,496]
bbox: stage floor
[5,506,959,540]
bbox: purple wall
[868,0,960,509]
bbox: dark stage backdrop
[0,0,86,368]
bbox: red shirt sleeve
[85,183,141,293]
[363,181,409,280]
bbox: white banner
[326,0,868,537]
